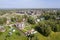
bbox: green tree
[11,15,23,22]
[35,22,51,36]
[27,16,35,24]
[11,17,16,22]
[0,17,7,25]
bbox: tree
[27,16,35,24]
[23,14,28,19]
[51,24,60,32]
[56,11,60,15]
[48,21,60,32]
[35,22,51,36]
[11,17,16,22]
[0,17,7,25]
[44,14,50,20]
[27,34,34,40]
[11,15,23,22]
[0,10,6,15]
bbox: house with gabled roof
[14,22,25,30]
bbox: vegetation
[27,16,35,24]
[0,9,60,40]
[0,17,7,25]
[35,22,51,36]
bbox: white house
[40,17,45,21]
[25,29,37,36]
[15,22,25,30]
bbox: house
[56,17,60,20]
[14,22,25,30]
[35,17,45,23]
[0,26,5,32]
[6,17,11,25]
[26,11,33,15]
[22,18,26,22]
[9,32,12,35]
[40,17,45,21]
[16,11,25,14]
[25,29,37,36]
[9,25,15,32]
[12,29,15,32]
[35,19,40,23]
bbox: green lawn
[0,25,27,40]
[34,31,60,40]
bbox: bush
[16,32,21,36]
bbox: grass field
[34,31,60,40]
[0,25,60,40]
[0,25,27,40]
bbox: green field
[0,25,60,40]
[0,26,27,40]
[34,32,60,40]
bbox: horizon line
[0,8,60,9]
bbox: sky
[0,0,60,8]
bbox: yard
[0,25,27,40]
